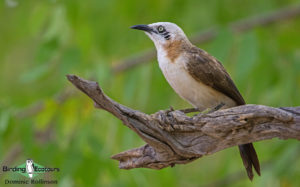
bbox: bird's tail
[238,143,260,180]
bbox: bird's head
[131,22,189,50]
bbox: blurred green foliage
[0,0,300,186]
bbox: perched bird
[131,22,260,180]
[26,159,35,179]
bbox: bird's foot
[213,102,225,111]
[201,102,225,114]
[152,108,176,131]
[179,107,200,114]
[153,109,199,132]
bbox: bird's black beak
[130,24,153,33]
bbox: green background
[0,0,299,186]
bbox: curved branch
[67,75,300,169]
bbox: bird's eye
[157,26,165,33]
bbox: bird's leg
[201,102,225,114]
[152,108,176,131]
[153,103,224,132]
[211,102,225,112]
[152,106,182,131]
[153,107,202,132]
[179,108,201,113]
[153,108,200,132]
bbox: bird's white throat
[157,48,236,110]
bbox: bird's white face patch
[144,22,188,50]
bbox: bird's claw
[153,109,175,132]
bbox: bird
[131,22,260,180]
[26,159,35,178]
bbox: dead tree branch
[67,75,300,169]
[112,4,300,73]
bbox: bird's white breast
[157,51,236,110]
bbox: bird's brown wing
[185,47,261,180]
[184,47,245,105]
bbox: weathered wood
[67,74,300,170]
